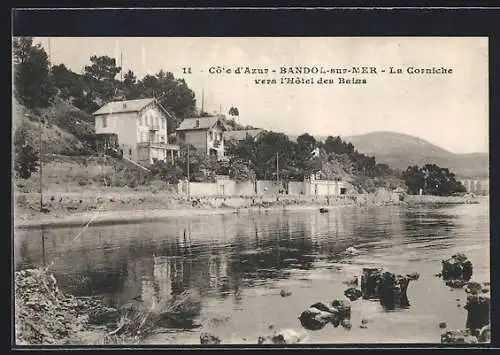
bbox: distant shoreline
[13,194,484,230]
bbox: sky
[33,37,489,154]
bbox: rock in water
[441,329,478,344]
[465,282,483,295]
[361,268,383,300]
[378,273,410,310]
[200,332,221,345]
[478,325,491,343]
[298,304,335,330]
[439,322,447,329]
[441,253,473,285]
[464,294,490,332]
[319,208,329,213]
[331,299,351,319]
[258,328,307,344]
[280,289,292,297]
[360,268,416,310]
[344,288,362,301]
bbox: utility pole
[187,145,190,199]
[201,89,204,115]
[120,50,123,84]
[276,152,279,194]
[47,38,51,64]
[39,115,43,212]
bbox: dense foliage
[13,37,56,109]
[402,164,466,196]
[226,132,396,185]
[14,126,39,179]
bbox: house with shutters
[93,98,180,165]
[176,116,227,159]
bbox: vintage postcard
[13,36,489,346]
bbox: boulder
[464,294,490,332]
[258,328,307,344]
[441,329,478,344]
[441,253,473,283]
[360,268,415,310]
[200,332,221,345]
[378,273,410,310]
[331,299,351,319]
[344,287,362,301]
[465,282,482,295]
[280,289,292,298]
[298,303,336,330]
[361,268,383,300]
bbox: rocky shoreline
[15,251,490,346]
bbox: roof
[92,98,170,116]
[223,129,263,141]
[177,116,227,131]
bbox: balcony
[137,141,180,151]
[149,125,160,131]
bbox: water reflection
[15,203,489,333]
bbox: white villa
[93,98,180,165]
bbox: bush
[14,126,40,179]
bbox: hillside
[13,97,95,156]
[342,131,489,179]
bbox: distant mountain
[341,131,489,179]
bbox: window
[102,116,107,128]
[156,117,159,126]
[161,118,165,129]
[210,131,213,140]
[219,132,223,141]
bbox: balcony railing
[137,141,180,150]
[149,125,160,131]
